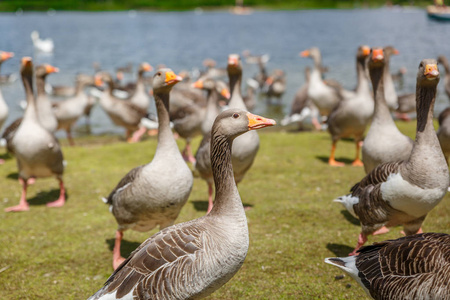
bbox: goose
[437,107,450,163]
[35,64,59,133]
[383,46,400,110]
[52,74,95,145]
[2,64,60,154]
[4,57,65,212]
[325,232,450,299]
[395,92,416,121]
[243,78,258,111]
[31,31,54,53]
[201,58,227,78]
[89,108,275,300]
[126,62,152,111]
[242,50,269,89]
[263,69,286,104]
[362,48,413,174]
[102,69,193,270]
[326,45,373,167]
[300,47,341,119]
[334,58,449,256]
[0,51,16,84]
[281,67,321,131]
[192,77,231,213]
[227,54,261,184]
[437,55,450,100]
[95,72,147,142]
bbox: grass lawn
[0,120,448,299]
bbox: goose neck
[203,89,220,134]
[356,58,370,95]
[415,84,438,141]
[208,133,243,218]
[36,75,46,96]
[154,91,178,153]
[371,66,395,126]
[22,72,38,121]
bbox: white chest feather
[381,173,447,218]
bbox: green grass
[0,121,449,299]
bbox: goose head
[0,51,14,63]
[192,77,231,100]
[368,48,385,69]
[417,59,440,86]
[213,108,276,140]
[152,68,182,93]
[383,46,399,59]
[357,45,370,61]
[35,64,59,79]
[21,57,33,78]
[227,54,242,75]
[139,62,153,73]
[437,55,448,69]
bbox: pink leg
[130,127,147,143]
[113,230,126,270]
[0,158,4,164]
[46,179,66,208]
[206,183,213,214]
[401,227,423,236]
[349,232,367,256]
[5,178,29,212]
[27,177,36,185]
[312,117,321,131]
[67,129,75,146]
[372,226,389,235]
[186,142,196,164]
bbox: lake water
[1,7,450,136]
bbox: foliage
[0,0,434,12]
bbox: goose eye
[232,113,239,119]
[156,72,161,76]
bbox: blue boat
[427,5,450,21]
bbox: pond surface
[1,8,450,136]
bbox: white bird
[31,31,54,53]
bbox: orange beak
[143,63,153,72]
[265,77,273,85]
[192,80,203,89]
[220,88,230,99]
[165,71,182,85]
[45,65,59,74]
[393,48,399,55]
[372,48,384,61]
[228,55,239,66]
[300,50,309,57]
[424,64,439,79]
[247,112,276,130]
[1,51,14,61]
[94,75,103,87]
[362,46,370,56]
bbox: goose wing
[90,223,204,299]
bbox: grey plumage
[362,48,413,173]
[335,58,449,255]
[89,109,275,300]
[325,233,450,299]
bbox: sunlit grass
[0,120,448,299]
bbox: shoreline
[0,2,431,13]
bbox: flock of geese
[0,45,450,299]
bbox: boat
[427,5,450,21]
